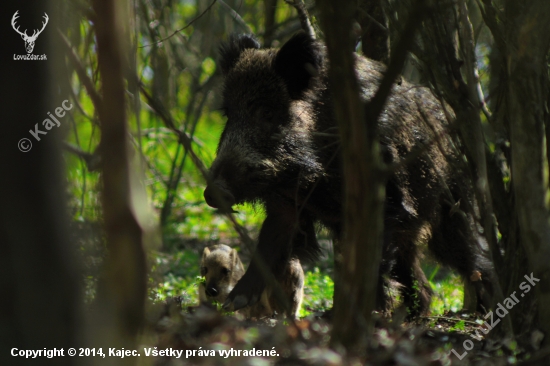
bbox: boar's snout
[204,183,235,210]
[205,285,219,297]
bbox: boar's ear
[274,32,322,99]
[229,249,240,269]
[219,34,261,75]
[202,247,211,262]
[230,249,243,272]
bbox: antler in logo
[12,11,49,54]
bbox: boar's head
[204,32,324,211]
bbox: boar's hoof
[223,277,264,311]
[225,295,248,312]
[222,295,250,312]
[222,298,234,311]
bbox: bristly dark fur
[206,32,498,316]
[218,34,260,75]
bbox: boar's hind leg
[387,231,433,317]
[224,208,318,312]
[393,254,433,316]
[429,203,495,313]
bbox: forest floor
[79,226,548,365]
[145,300,550,366]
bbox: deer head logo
[12,11,49,54]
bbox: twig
[218,0,252,33]
[459,1,492,122]
[139,83,252,239]
[67,113,88,217]
[63,141,101,172]
[66,71,96,124]
[161,88,210,225]
[420,315,482,327]
[57,28,103,119]
[139,0,218,48]
[357,8,389,34]
[367,3,427,123]
[284,0,316,38]
[139,84,210,178]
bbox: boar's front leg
[223,205,317,311]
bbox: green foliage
[429,273,464,315]
[150,250,202,302]
[152,272,196,303]
[451,320,466,331]
[408,280,422,316]
[301,267,334,317]
[171,202,266,242]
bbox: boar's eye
[221,267,231,276]
[201,266,208,276]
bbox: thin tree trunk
[263,0,278,47]
[319,0,384,351]
[91,0,147,360]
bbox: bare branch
[458,1,492,120]
[357,7,388,34]
[58,28,103,121]
[219,0,253,34]
[139,84,210,178]
[139,0,218,48]
[367,4,427,121]
[285,0,316,38]
[63,142,101,172]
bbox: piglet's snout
[205,286,219,297]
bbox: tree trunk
[319,0,384,351]
[90,0,148,360]
[1,1,82,365]
[505,0,550,347]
